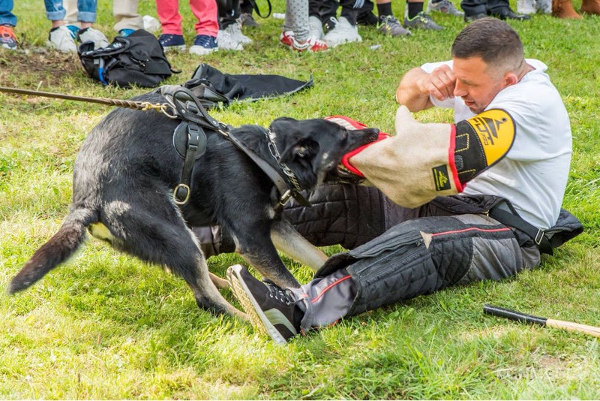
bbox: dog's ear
[270,117,317,164]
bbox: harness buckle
[173,184,191,205]
[279,189,292,206]
[534,229,545,246]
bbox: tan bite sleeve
[350,106,458,208]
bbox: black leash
[2,84,310,210]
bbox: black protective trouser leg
[293,213,541,332]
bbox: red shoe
[280,31,328,52]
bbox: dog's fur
[9,93,378,317]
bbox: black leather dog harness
[166,86,310,210]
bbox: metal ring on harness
[173,184,191,205]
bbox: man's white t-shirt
[420,59,572,229]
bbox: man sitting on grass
[226,18,582,344]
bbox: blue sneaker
[158,33,185,51]
[119,28,135,37]
[189,34,218,55]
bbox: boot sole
[227,265,288,345]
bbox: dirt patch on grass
[0,49,81,87]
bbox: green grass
[1,0,599,398]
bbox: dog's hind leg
[271,219,328,273]
[102,199,246,319]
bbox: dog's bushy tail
[8,207,98,294]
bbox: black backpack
[78,29,176,88]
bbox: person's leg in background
[403,0,443,30]
[322,0,362,47]
[374,0,411,36]
[113,0,143,36]
[239,0,259,27]
[427,0,464,15]
[155,0,187,50]
[44,0,79,51]
[461,0,487,20]
[216,0,249,50]
[486,0,531,19]
[189,0,220,55]
[281,0,328,51]
[0,0,18,50]
[75,0,109,47]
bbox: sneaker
[216,29,243,50]
[77,27,109,49]
[323,16,362,48]
[47,25,77,52]
[189,34,218,55]
[158,33,186,51]
[227,264,303,344]
[536,0,552,13]
[280,30,328,52]
[224,22,252,44]
[403,11,443,30]
[427,0,465,16]
[119,28,136,37]
[308,16,324,40]
[240,12,259,27]
[0,25,17,50]
[377,15,411,36]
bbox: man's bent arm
[396,67,434,112]
[396,64,457,112]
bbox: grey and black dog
[8,93,378,318]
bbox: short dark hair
[451,18,524,72]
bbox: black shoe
[240,12,259,28]
[227,264,303,344]
[464,12,487,21]
[357,10,379,26]
[488,7,531,20]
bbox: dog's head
[268,117,379,189]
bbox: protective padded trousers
[292,213,541,332]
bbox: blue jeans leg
[44,0,67,21]
[77,0,97,23]
[0,0,17,26]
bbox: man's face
[452,56,507,114]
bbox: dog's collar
[225,128,311,211]
[265,128,304,193]
[263,128,311,209]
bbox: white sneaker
[308,16,324,40]
[216,29,243,50]
[536,0,552,13]
[517,0,536,14]
[323,16,361,48]
[78,27,109,49]
[47,25,77,52]
[142,15,161,32]
[225,22,252,44]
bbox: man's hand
[396,65,456,112]
[418,64,456,101]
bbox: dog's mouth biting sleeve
[323,115,390,182]
[344,106,516,208]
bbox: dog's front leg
[270,219,328,273]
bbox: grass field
[1,0,600,398]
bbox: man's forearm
[395,67,433,112]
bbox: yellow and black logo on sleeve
[454,109,516,185]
